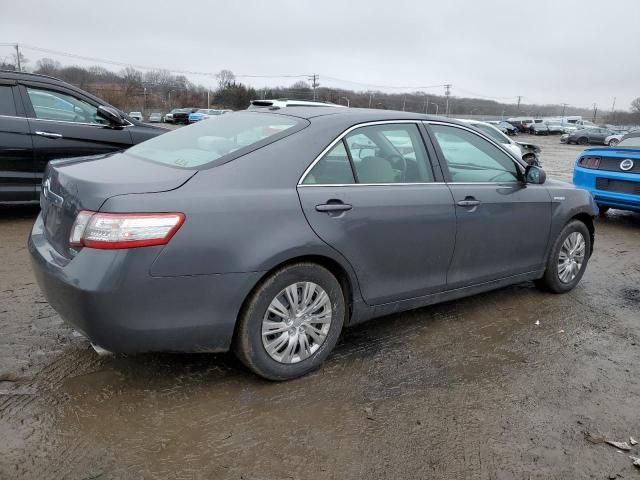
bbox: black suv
[0,71,166,202]
[172,108,198,125]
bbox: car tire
[608,139,619,147]
[597,204,610,216]
[535,220,591,294]
[233,262,345,381]
[577,137,588,146]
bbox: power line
[0,43,308,79]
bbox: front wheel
[577,137,589,146]
[535,220,591,293]
[608,139,619,147]
[233,263,345,380]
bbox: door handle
[316,203,352,212]
[456,198,481,207]
[35,131,63,139]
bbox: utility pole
[516,96,522,114]
[610,97,616,123]
[368,91,374,108]
[561,103,568,119]
[15,44,22,72]
[444,84,452,116]
[402,95,406,111]
[423,94,429,114]
[143,87,147,117]
[592,103,598,123]
[308,74,319,100]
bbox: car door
[297,122,457,305]
[0,80,35,201]
[18,82,134,192]
[426,122,552,289]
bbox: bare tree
[35,58,61,76]
[631,97,640,114]
[216,69,236,91]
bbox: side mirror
[525,165,546,184]
[97,105,127,126]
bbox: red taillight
[69,211,185,249]
[579,156,601,169]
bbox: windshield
[127,112,303,169]
[472,123,508,144]
[617,137,640,148]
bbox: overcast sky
[2,0,639,110]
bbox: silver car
[30,108,597,380]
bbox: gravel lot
[1,134,639,479]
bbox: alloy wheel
[261,282,332,364]
[558,232,586,283]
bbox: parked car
[487,120,518,136]
[164,109,181,124]
[248,99,347,109]
[506,117,536,133]
[573,132,640,214]
[531,123,550,135]
[545,122,564,135]
[148,112,163,123]
[172,108,198,125]
[0,70,165,202]
[29,107,597,380]
[567,127,615,146]
[604,133,624,147]
[459,120,541,165]
[188,108,228,123]
[129,111,143,121]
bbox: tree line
[1,56,639,125]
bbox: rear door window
[0,86,17,116]
[344,124,434,183]
[302,141,355,184]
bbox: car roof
[261,106,453,123]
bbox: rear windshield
[127,112,304,169]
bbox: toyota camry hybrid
[29,107,597,380]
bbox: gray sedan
[29,108,597,380]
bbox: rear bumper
[28,214,263,353]
[573,166,640,212]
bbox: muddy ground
[1,134,639,479]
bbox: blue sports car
[573,132,640,214]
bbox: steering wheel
[387,154,407,182]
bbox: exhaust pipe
[91,343,114,357]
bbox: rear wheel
[233,263,345,380]
[535,220,591,293]
[577,137,589,146]
[608,138,619,147]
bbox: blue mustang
[573,132,640,214]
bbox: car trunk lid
[40,151,196,258]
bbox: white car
[458,119,528,161]
[128,111,143,121]
[605,134,624,147]
[248,99,346,109]
[148,112,163,123]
